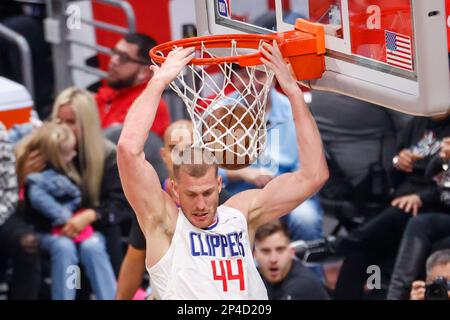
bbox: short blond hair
[172,146,218,180]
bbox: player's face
[254,231,294,284]
[174,168,221,229]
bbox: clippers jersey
[146,205,268,300]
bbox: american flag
[385,30,413,71]
[218,0,231,18]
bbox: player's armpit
[245,170,327,230]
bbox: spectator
[95,33,170,138]
[333,112,450,299]
[18,87,133,277]
[17,122,81,227]
[0,122,40,299]
[410,249,450,300]
[388,137,450,299]
[254,220,330,300]
[388,213,450,300]
[296,91,411,269]
[115,119,232,299]
[309,91,412,202]
[15,121,116,300]
[52,87,133,274]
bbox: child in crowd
[15,122,93,242]
[14,121,116,299]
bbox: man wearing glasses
[95,33,170,139]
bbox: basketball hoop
[149,19,325,168]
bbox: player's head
[160,120,193,178]
[171,146,221,229]
[254,220,294,284]
[106,33,156,89]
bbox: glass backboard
[194,0,450,116]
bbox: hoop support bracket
[278,18,326,80]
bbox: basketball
[202,103,262,170]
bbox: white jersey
[146,205,268,300]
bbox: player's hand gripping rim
[150,47,196,87]
[260,40,301,98]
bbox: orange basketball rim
[150,18,326,81]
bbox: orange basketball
[202,104,261,170]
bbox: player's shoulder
[223,189,260,219]
[216,205,250,231]
[217,203,244,217]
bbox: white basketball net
[157,40,275,165]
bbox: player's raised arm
[117,47,195,233]
[227,41,329,229]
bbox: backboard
[194,0,450,116]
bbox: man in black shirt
[254,220,330,300]
[334,112,450,300]
[309,91,412,190]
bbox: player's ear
[171,179,180,203]
[217,175,222,193]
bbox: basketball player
[117,41,329,299]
